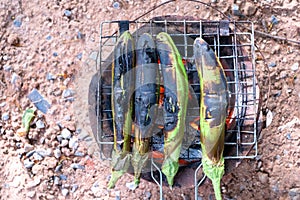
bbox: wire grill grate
[92,17,259,199]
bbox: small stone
[126,181,138,190]
[55,164,62,172]
[61,128,72,139]
[268,62,276,68]
[59,174,68,180]
[70,163,85,170]
[54,148,61,159]
[2,113,9,121]
[258,172,268,184]
[46,35,52,40]
[42,157,57,169]
[270,15,279,25]
[69,137,78,150]
[26,150,36,158]
[244,2,257,16]
[112,2,120,9]
[33,152,44,161]
[57,134,63,142]
[7,34,20,46]
[71,184,78,193]
[37,148,52,157]
[53,52,58,57]
[61,188,69,196]
[77,53,83,60]
[27,191,36,198]
[60,139,69,147]
[279,71,287,79]
[24,144,34,152]
[46,73,56,80]
[3,65,12,71]
[144,191,151,199]
[0,102,6,107]
[24,159,34,168]
[232,4,241,16]
[286,133,291,140]
[291,62,299,71]
[36,120,45,129]
[54,176,60,185]
[31,164,44,174]
[27,177,41,188]
[266,110,273,127]
[64,10,72,17]
[28,89,51,114]
[115,191,121,200]
[13,19,22,27]
[74,151,85,157]
[62,89,75,98]
[257,161,263,169]
[289,188,300,197]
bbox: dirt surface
[0,0,300,200]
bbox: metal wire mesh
[93,18,258,199]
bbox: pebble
[112,2,120,9]
[60,139,69,147]
[46,35,52,40]
[270,15,279,25]
[57,134,63,142]
[126,182,138,190]
[0,102,6,107]
[61,128,72,139]
[38,148,52,157]
[115,191,121,200]
[54,176,60,185]
[31,164,44,174]
[61,188,69,196]
[69,137,78,150]
[26,150,36,158]
[2,113,9,121]
[3,65,12,71]
[7,34,20,46]
[55,164,62,172]
[77,53,83,60]
[53,52,58,57]
[28,89,51,114]
[74,151,85,157]
[54,148,61,159]
[33,152,44,161]
[77,31,83,39]
[43,157,57,169]
[289,188,300,197]
[62,89,75,98]
[10,72,20,86]
[27,191,36,198]
[232,4,241,16]
[46,73,56,80]
[266,110,273,127]
[64,10,72,17]
[24,159,34,168]
[36,119,45,129]
[24,144,34,152]
[71,184,78,193]
[144,191,151,199]
[13,19,22,27]
[258,172,268,184]
[291,62,299,71]
[244,2,256,16]
[286,133,291,140]
[59,174,68,180]
[268,62,276,68]
[27,177,41,188]
[70,163,85,170]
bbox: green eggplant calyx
[132,145,149,187]
[202,156,224,200]
[108,150,131,188]
[161,158,179,186]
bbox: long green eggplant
[194,38,228,200]
[108,31,135,189]
[132,33,159,187]
[156,32,188,186]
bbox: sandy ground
[1,0,300,199]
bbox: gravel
[61,128,72,139]
[24,159,34,169]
